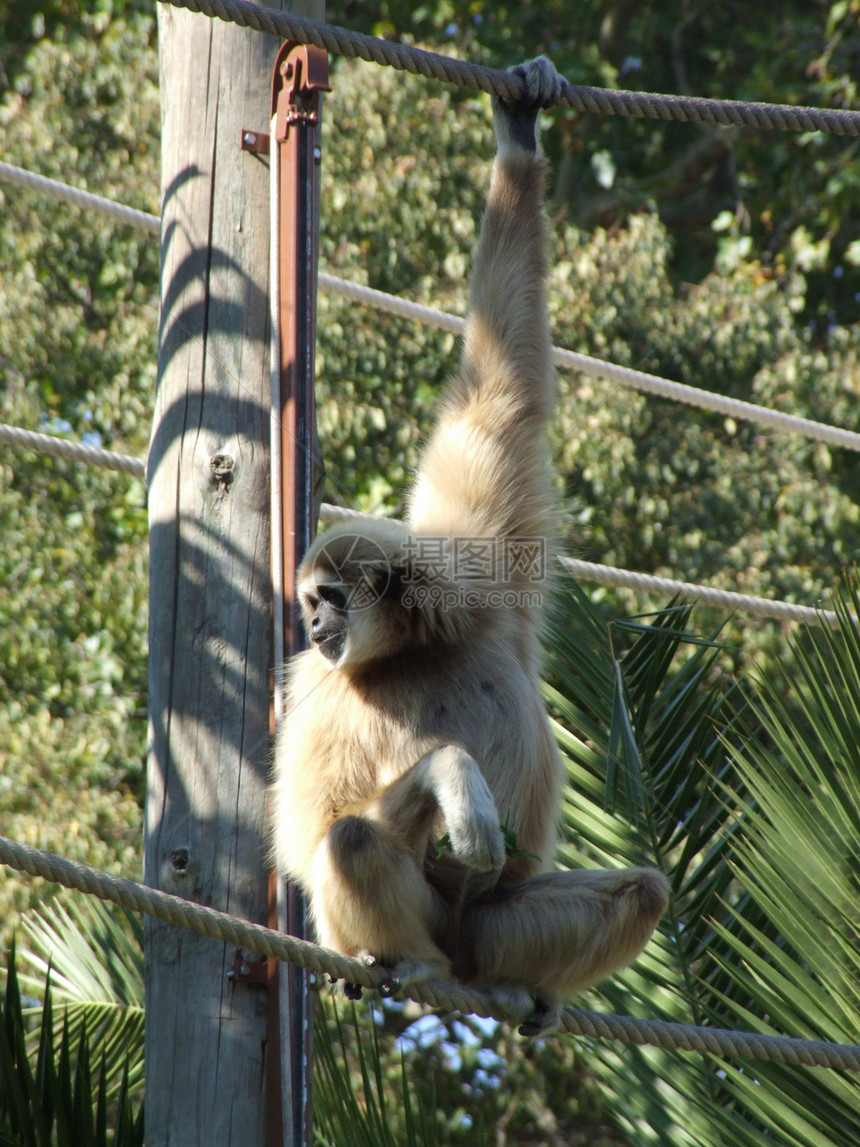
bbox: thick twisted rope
[0,424,836,626]
[161,0,860,137]
[558,557,838,627]
[0,422,147,478]
[319,275,860,455]
[0,161,161,234]
[2,833,859,1069]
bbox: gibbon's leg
[311,746,505,986]
[311,815,450,988]
[462,867,670,1034]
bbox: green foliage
[315,994,628,1146]
[0,941,143,1147]
[316,59,491,513]
[0,9,158,444]
[315,1001,446,1147]
[704,583,860,1144]
[0,7,155,934]
[543,577,860,1146]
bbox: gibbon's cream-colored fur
[272,57,668,1034]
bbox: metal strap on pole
[267,40,330,1147]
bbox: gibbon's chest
[293,645,538,795]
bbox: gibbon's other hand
[423,745,506,872]
[492,56,567,156]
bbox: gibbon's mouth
[315,631,346,664]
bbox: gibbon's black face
[307,584,348,663]
[297,521,413,669]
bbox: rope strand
[161,0,860,137]
[2,832,859,1069]
[558,556,838,627]
[0,160,160,234]
[318,273,860,455]
[0,422,146,478]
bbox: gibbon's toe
[391,957,445,989]
[518,996,562,1039]
[353,950,400,995]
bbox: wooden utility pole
[146,3,324,1144]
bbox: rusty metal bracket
[239,129,270,155]
[227,953,269,987]
[272,42,330,143]
[271,41,329,661]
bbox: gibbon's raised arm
[407,63,563,558]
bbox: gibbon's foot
[390,957,443,989]
[518,996,562,1038]
[340,951,437,999]
[342,952,401,999]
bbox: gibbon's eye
[318,585,347,611]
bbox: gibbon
[272,56,668,1035]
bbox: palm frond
[314,998,449,1147]
[13,896,144,1102]
[0,945,143,1147]
[542,573,860,1146]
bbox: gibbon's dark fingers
[492,55,567,155]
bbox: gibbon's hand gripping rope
[2,833,860,1070]
[161,0,860,137]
